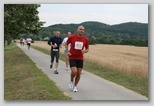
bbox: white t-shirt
[62,37,71,51]
[26,38,32,44]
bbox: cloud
[38,4,148,27]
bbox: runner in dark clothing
[48,30,63,74]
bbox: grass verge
[4,44,71,100]
[31,45,148,97]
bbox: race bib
[53,49,58,51]
[75,41,83,50]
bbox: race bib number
[75,41,83,50]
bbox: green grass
[31,45,148,97]
[4,44,71,100]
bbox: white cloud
[38,4,148,27]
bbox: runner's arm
[82,48,89,54]
[65,43,71,56]
[82,38,89,54]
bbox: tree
[4,4,44,46]
[87,33,96,45]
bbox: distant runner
[26,37,32,50]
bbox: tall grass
[84,44,148,78]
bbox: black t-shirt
[48,36,62,50]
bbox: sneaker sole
[73,90,77,92]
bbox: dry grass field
[30,41,148,78]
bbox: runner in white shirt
[26,37,32,50]
[62,32,71,71]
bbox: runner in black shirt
[48,30,63,74]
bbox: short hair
[78,25,85,30]
[67,31,71,34]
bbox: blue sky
[38,4,148,27]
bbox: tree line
[39,21,148,46]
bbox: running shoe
[54,70,58,74]
[69,81,74,89]
[73,86,77,92]
[50,64,53,69]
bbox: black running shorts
[27,43,31,46]
[51,51,59,63]
[69,59,83,68]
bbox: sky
[37,4,148,27]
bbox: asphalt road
[17,43,148,100]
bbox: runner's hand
[52,45,57,48]
[67,52,72,56]
[81,50,86,54]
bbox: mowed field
[31,41,148,78]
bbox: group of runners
[20,37,32,50]
[48,25,89,92]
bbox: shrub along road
[17,43,148,100]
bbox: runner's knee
[71,68,77,75]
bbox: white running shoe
[69,81,74,89]
[73,86,77,92]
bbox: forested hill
[38,21,148,46]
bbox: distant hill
[38,21,148,46]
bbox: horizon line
[42,21,148,27]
